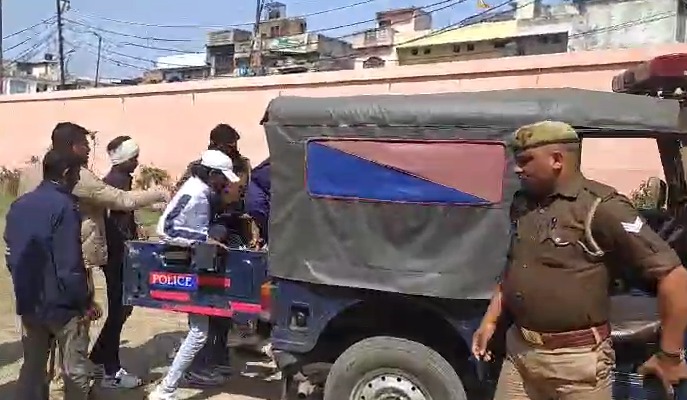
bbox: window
[467,43,475,51]
[8,79,29,94]
[379,19,391,28]
[363,57,386,69]
[423,48,431,55]
[551,34,564,44]
[305,139,506,205]
[493,40,507,49]
[538,35,549,44]
[270,25,281,38]
[452,44,461,53]
[411,48,419,55]
[300,22,307,33]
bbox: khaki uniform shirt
[503,175,680,333]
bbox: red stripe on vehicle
[198,276,231,288]
[150,290,191,302]
[230,301,262,314]
[162,304,234,317]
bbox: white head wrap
[108,138,140,165]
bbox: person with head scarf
[88,136,145,388]
[16,123,169,390]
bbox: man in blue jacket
[246,158,270,245]
[5,149,99,400]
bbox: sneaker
[100,368,143,389]
[181,370,226,387]
[148,385,176,400]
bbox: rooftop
[397,20,519,48]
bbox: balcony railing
[352,27,394,49]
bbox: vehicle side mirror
[635,177,667,210]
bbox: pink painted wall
[2,44,686,195]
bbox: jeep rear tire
[323,336,467,400]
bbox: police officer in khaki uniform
[471,121,687,399]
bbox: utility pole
[0,0,4,95]
[56,0,66,89]
[250,0,264,75]
[93,33,102,87]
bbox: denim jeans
[159,314,209,392]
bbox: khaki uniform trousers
[494,326,615,400]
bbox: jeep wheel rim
[350,369,430,400]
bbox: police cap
[510,121,580,152]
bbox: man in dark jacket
[89,136,143,388]
[6,149,98,400]
[246,158,270,245]
[176,124,248,192]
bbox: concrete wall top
[3,44,686,103]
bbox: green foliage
[0,167,21,197]
[629,180,657,210]
[135,165,172,190]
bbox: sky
[1,0,506,79]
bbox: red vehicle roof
[613,53,687,95]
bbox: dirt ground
[0,269,284,400]
[0,195,282,400]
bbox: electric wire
[69,0,382,29]
[64,3,677,75]
[3,16,56,40]
[63,0,461,43]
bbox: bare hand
[207,238,229,250]
[638,354,687,397]
[248,219,262,249]
[85,302,103,321]
[472,321,497,361]
[152,186,171,203]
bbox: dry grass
[0,193,280,399]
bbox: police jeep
[122,212,272,345]
[260,55,687,399]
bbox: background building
[1,54,61,94]
[206,2,353,77]
[351,7,433,69]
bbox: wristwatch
[656,348,685,363]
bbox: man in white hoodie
[149,149,240,400]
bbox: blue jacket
[4,181,90,324]
[246,159,270,243]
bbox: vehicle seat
[609,295,659,345]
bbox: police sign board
[149,272,198,291]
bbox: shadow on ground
[0,380,16,400]
[0,340,23,369]
[0,330,284,399]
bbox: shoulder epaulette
[581,179,617,201]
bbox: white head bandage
[108,138,140,165]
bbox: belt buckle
[520,327,545,346]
